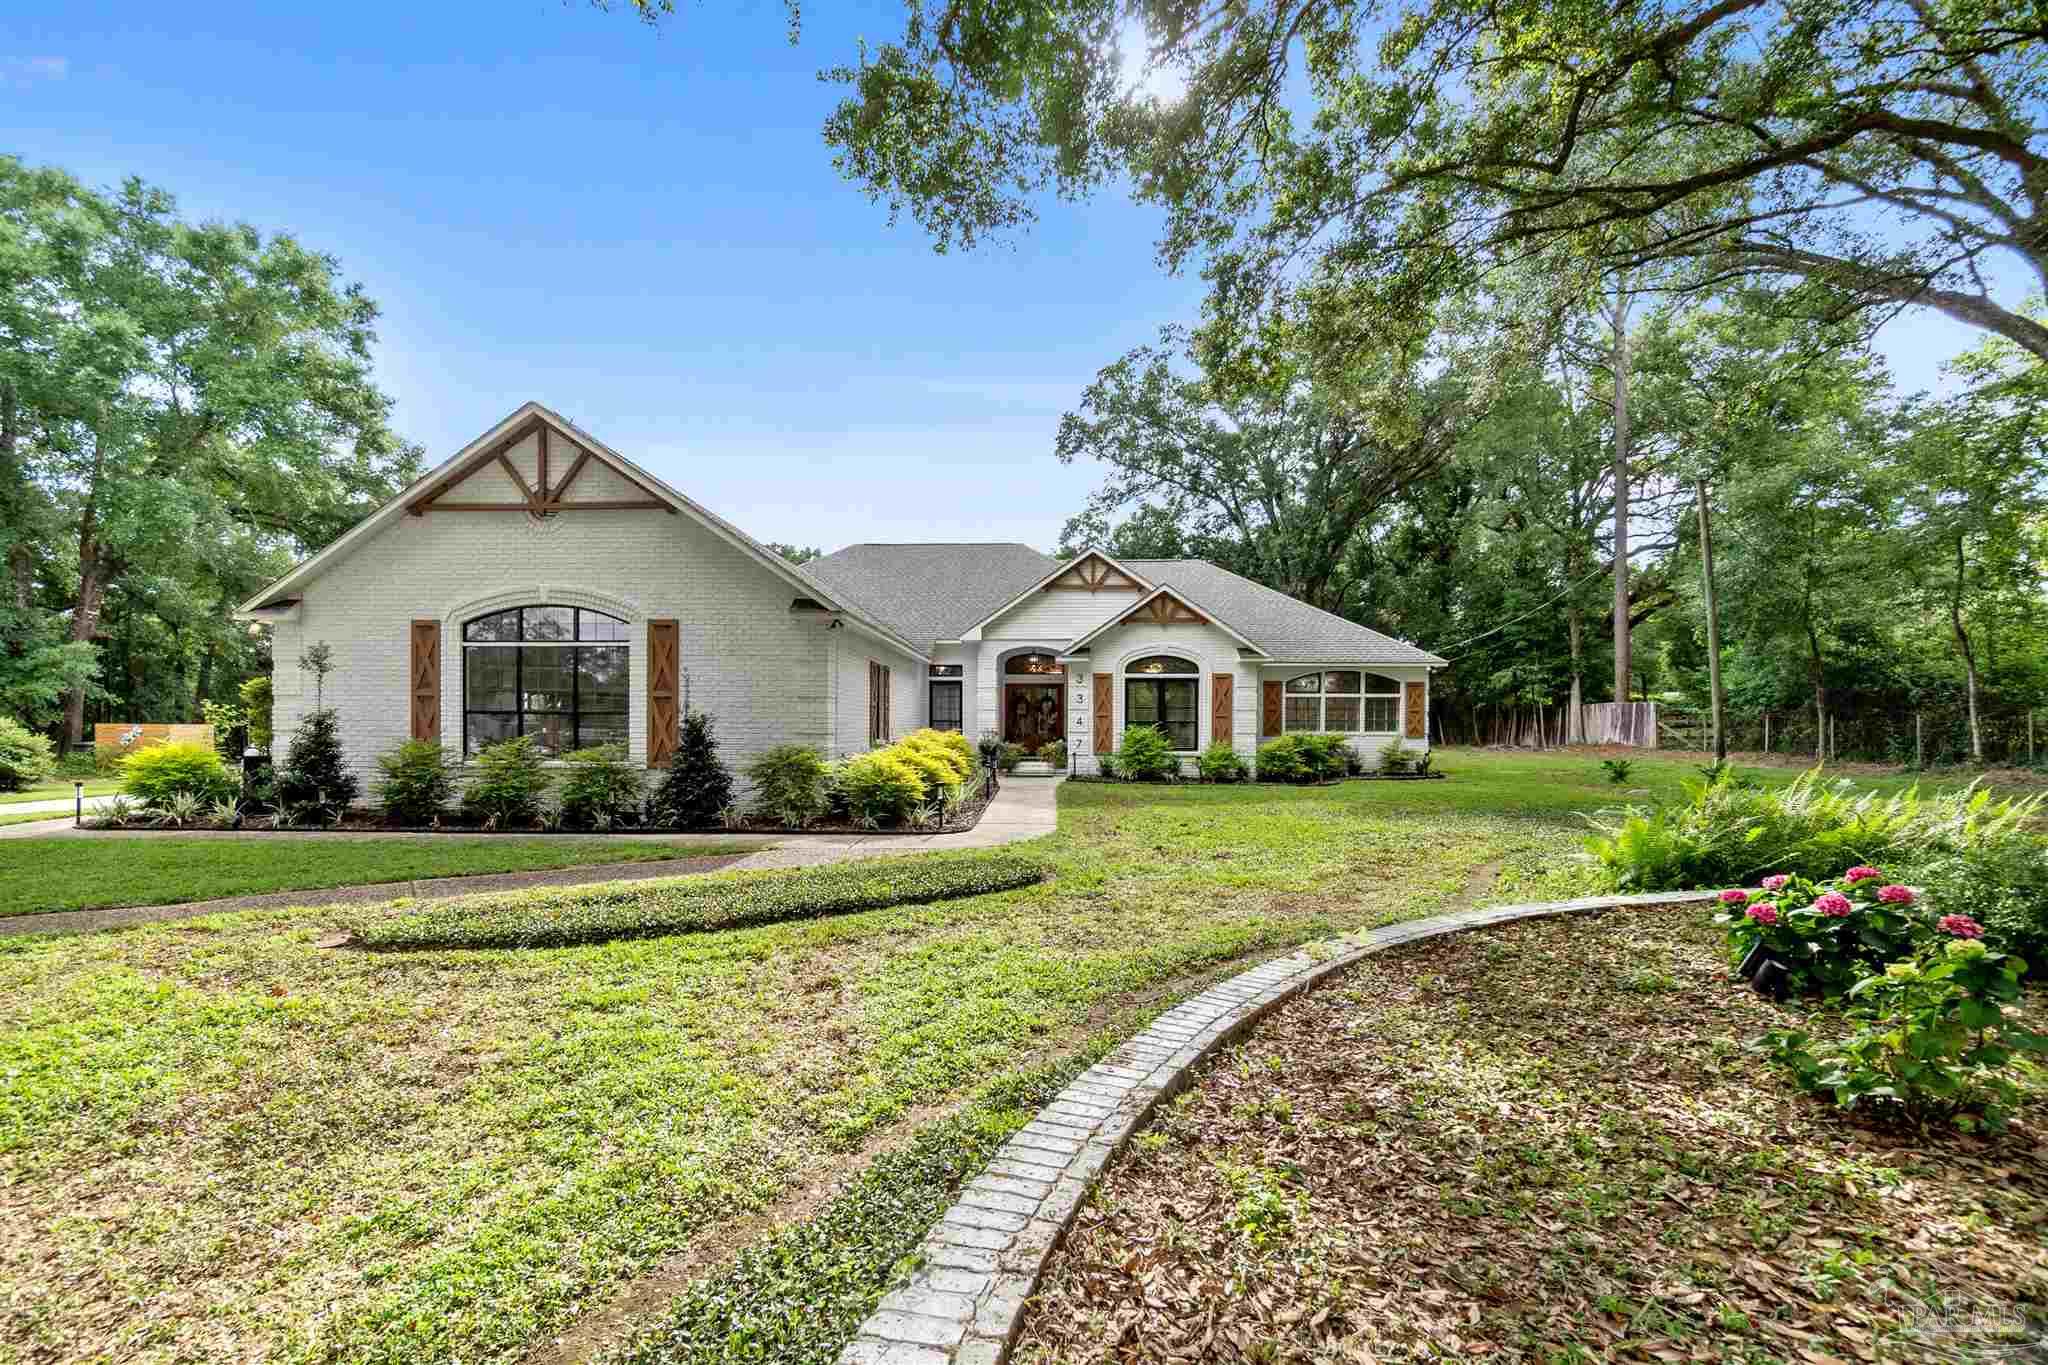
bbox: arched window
[462,605,629,757]
[1124,655,1199,751]
[1283,671,1400,734]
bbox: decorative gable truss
[1124,592,1208,626]
[1044,552,1147,593]
[407,415,677,517]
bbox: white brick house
[237,402,1445,787]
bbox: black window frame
[929,679,964,732]
[1123,655,1200,752]
[461,605,630,759]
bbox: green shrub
[648,710,735,830]
[239,675,274,751]
[1094,752,1120,779]
[462,735,551,828]
[998,742,1026,773]
[975,730,1005,772]
[1905,836,2048,971]
[1198,740,1248,783]
[1114,725,1180,781]
[201,699,248,761]
[840,749,927,826]
[119,740,234,806]
[1257,733,1347,783]
[0,717,55,792]
[374,740,458,825]
[891,737,969,794]
[275,708,359,810]
[361,852,1051,950]
[1376,736,1410,775]
[1764,937,2048,1131]
[1256,735,1305,782]
[1042,738,1068,769]
[1584,767,2042,891]
[1600,757,1635,785]
[1302,734,1350,780]
[558,745,645,830]
[747,743,830,827]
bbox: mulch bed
[1013,908,2048,1363]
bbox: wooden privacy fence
[1436,701,1661,749]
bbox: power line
[1435,563,1613,662]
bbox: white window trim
[1123,655,1202,753]
[1282,671,1401,735]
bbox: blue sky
[0,1,2020,553]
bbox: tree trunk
[1610,289,1633,704]
[61,438,112,755]
[1951,533,1984,765]
[1806,622,1827,762]
[1694,479,1726,762]
[1566,600,1585,743]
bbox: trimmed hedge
[359,852,1051,950]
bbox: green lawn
[0,810,68,829]
[0,750,2024,1365]
[0,777,120,805]
[0,837,761,917]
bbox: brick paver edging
[838,888,1722,1365]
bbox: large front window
[1283,671,1399,733]
[463,605,629,757]
[1125,654,1198,751]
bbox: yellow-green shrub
[839,749,927,825]
[904,727,974,772]
[894,736,970,790]
[120,741,235,805]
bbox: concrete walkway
[0,777,1063,937]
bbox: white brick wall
[271,508,862,792]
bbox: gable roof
[803,543,1060,656]
[234,402,928,659]
[951,547,1156,642]
[1065,584,1268,656]
[809,545,1446,666]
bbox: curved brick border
[838,889,1721,1365]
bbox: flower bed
[355,850,1050,950]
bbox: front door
[1004,683,1064,753]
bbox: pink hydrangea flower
[1844,865,1882,883]
[1747,902,1780,926]
[1814,891,1853,917]
[1937,914,1985,939]
[1761,874,1791,892]
[1718,888,1750,905]
[1876,884,1915,904]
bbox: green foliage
[1094,752,1119,779]
[1715,872,1932,998]
[119,740,233,806]
[647,710,735,830]
[1584,768,2042,891]
[1198,740,1248,783]
[1600,757,1635,785]
[604,1053,1091,1365]
[557,745,646,831]
[1376,737,1411,775]
[1906,837,2048,973]
[361,853,1051,950]
[462,735,551,829]
[975,730,1006,772]
[374,740,458,826]
[746,743,830,827]
[891,733,971,795]
[1113,724,1181,781]
[903,727,976,773]
[838,749,927,826]
[275,708,359,811]
[0,717,56,792]
[998,742,1027,773]
[1042,738,1068,768]
[1765,940,2048,1131]
[1255,733,1349,783]
[239,675,274,751]
[200,699,247,761]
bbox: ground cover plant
[359,852,1050,949]
[0,750,2009,1364]
[1015,907,2048,1363]
[0,837,757,918]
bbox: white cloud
[1,56,68,87]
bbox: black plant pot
[1751,959,1792,1001]
[1737,942,1770,980]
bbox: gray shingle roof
[804,543,1060,655]
[806,545,1445,665]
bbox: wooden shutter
[1211,673,1233,747]
[868,661,891,745]
[882,665,892,742]
[1261,680,1282,737]
[648,619,679,768]
[1092,673,1113,753]
[409,620,440,741]
[1404,679,1427,740]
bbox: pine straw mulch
[1012,908,2048,1363]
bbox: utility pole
[1695,479,1726,762]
